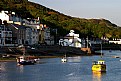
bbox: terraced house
[0,24,13,46]
[0,10,39,46]
[0,10,55,46]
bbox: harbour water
[1,50,121,81]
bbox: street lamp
[55,28,57,44]
[51,28,58,45]
[3,20,7,47]
[3,24,5,46]
[2,24,6,47]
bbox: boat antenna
[65,53,66,58]
[101,41,102,58]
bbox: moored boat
[16,56,35,65]
[16,45,36,65]
[92,43,106,72]
[61,54,67,62]
[92,60,106,72]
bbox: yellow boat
[92,60,106,72]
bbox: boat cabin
[93,60,105,65]
[98,60,105,65]
[17,56,25,63]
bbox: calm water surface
[1,50,121,81]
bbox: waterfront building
[0,25,13,46]
[109,39,121,44]
[39,24,54,45]
[59,30,83,48]
[11,24,39,45]
[0,10,54,46]
[0,11,9,24]
[26,26,39,45]
[23,18,54,45]
[11,24,26,45]
[90,38,102,44]
[22,18,40,29]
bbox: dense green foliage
[1,0,121,39]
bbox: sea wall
[91,44,121,50]
[0,46,86,56]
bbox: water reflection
[0,62,7,72]
[1,50,121,81]
[18,66,24,73]
[68,56,81,62]
[92,71,106,81]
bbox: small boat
[112,56,120,58]
[109,50,112,52]
[92,60,106,72]
[61,54,67,62]
[119,59,121,61]
[16,56,35,65]
[16,45,35,65]
[34,58,40,63]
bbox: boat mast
[3,24,5,46]
[22,46,26,56]
[87,36,88,48]
[65,54,66,58]
[101,42,102,58]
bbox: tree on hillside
[1,0,121,39]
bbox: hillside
[0,0,121,39]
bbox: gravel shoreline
[0,60,16,62]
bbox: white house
[22,18,40,29]
[59,30,82,48]
[0,10,22,25]
[0,11,9,23]
[109,39,121,44]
